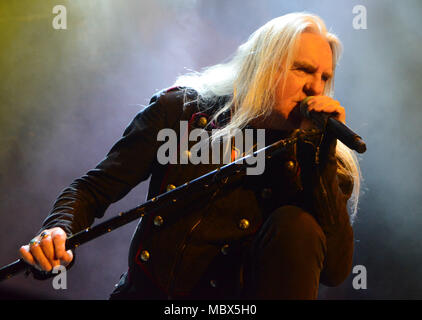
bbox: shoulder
[149,86,198,108]
[148,86,205,126]
[147,86,232,128]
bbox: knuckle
[40,237,51,246]
[52,236,64,246]
[54,231,66,240]
[55,227,65,235]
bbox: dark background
[0,0,421,299]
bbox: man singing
[19,12,361,299]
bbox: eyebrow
[293,60,333,79]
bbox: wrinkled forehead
[294,32,333,71]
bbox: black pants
[110,205,327,300]
[241,205,327,299]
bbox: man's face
[272,32,333,129]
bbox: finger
[312,103,344,122]
[309,102,344,120]
[29,241,53,271]
[306,96,334,104]
[39,233,60,268]
[308,99,340,112]
[51,228,67,260]
[306,97,317,107]
[306,98,329,111]
[19,245,36,266]
[306,97,346,122]
[60,250,74,266]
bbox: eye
[322,75,331,82]
[294,67,312,75]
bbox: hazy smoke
[0,0,421,299]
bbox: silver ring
[40,231,49,240]
[29,238,40,246]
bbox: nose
[303,76,324,96]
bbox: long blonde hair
[174,12,361,223]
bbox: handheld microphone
[299,96,366,154]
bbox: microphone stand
[0,130,325,282]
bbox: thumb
[60,249,74,266]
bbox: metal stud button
[166,184,176,192]
[239,219,250,230]
[221,244,229,255]
[140,250,150,262]
[285,160,296,172]
[197,116,208,128]
[154,215,164,227]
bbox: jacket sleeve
[38,93,172,237]
[297,130,355,287]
